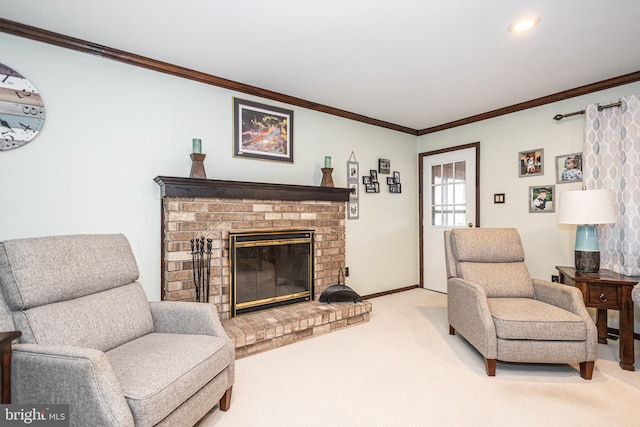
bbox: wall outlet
[344,267,350,277]
[551,275,559,282]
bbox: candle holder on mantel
[190,153,207,179]
[320,167,334,188]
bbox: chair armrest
[149,302,236,385]
[11,343,134,426]
[1,331,21,404]
[149,301,228,337]
[533,279,598,361]
[447,278,497,359]
[532,279,591,316]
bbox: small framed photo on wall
[346,157,360,220]
[348,201,359,219]
[389,183,401,193]
[529,185,555,213]
[556,153,583,184]
[519,149,544,177]
[378,158,391,174]
[348,182,359,199]
[347,161,359,180]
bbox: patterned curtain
[583,94,640,276]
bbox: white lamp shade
[557,189,616,224]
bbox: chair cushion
[106,333,232,427]
[459,262,535,298]
[13,283,153,352]
[488,298,587,341]
[0,234,139,310]
[452,228,525,263]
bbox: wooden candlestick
[190,153,207,179]
[320,167,334,188]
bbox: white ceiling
[2,0,640,131]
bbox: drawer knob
[599,293,608,302]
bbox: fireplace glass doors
[230,230,314,316]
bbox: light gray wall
[2,29,637,326]
[418,81,640,329]
[0,33,419,301]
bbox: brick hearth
[224,299,372,358]
[154,176,371,356]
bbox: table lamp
[557,188,615,273]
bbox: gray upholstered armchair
[444,228,597,379]
[0,234,234,426]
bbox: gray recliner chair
[444,228,597,379]
[0,234,234,426]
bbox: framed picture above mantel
[233,98,294,163]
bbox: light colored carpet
[200,288,640,427]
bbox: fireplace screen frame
[230,229,315,317]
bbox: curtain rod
[553,101,622,121]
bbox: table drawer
[587,284,619,308]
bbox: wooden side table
[556,266,638,371]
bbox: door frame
[418,142,480,288]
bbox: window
[431,161,467,227]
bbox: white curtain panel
[583,93,640,276]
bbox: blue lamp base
[575,225,600,273]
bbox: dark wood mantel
[154,176,352,202]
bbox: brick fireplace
[154,176,372,356]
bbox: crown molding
[2,18,639,136]
[417,70,640,135]
[0,18,417,136]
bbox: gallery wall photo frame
[387,170,401,193]
[378,158,390,174]
[347,160,359,182]
[556,152,583,184]
[346,153,360,219]
[518,148,544,177]
[347,160,360,201]
[348,201,359,220]
[529,185,555,213]
[348,182,359,199]
[233,97,294,163]
[362,170,380,193]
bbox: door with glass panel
[420,145,478,293]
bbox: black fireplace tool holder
[190,236,212,303]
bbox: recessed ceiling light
[508,16,540,33]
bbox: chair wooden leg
[1,341,12,404]
[449,325,455,335]
[219,386,233,411]
[579,361,594,380]
[0,331,21,404]
[485,358,496,376]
